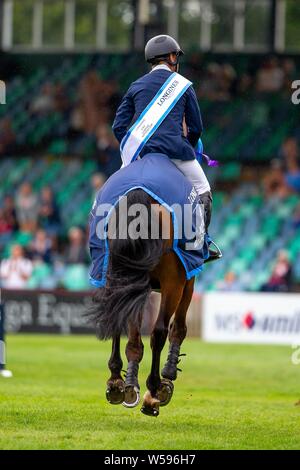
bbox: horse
[88,188,196,417]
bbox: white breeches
[171,159,211,195]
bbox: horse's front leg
[159,278,195,406]
[141,285,184,417]
[123,315,144,408]
[106,335,125,405]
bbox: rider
[112,34,219,262]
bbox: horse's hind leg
[141,280,184,417]
[123,315,144,408]
[106,335,125,405]
[159,278,194,406]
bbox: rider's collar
[150,64,172,73]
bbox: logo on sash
[157,79,179,106]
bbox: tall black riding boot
[199,190,222,264]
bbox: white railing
[0,0,297,53]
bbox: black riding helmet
[145,35,184,67]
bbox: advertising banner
[1,289,94,334]
[1,289,158,335]
[203,292,300,345]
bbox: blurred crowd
[215,135,300,294]
[217,250,294,294]
[187,56,298,101]
[0,55,299,159]
[0,70,121,177]
[0,54,299,291]
[0,173,105,289]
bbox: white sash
[120,72,192,166]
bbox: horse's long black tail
[88,189,164,340]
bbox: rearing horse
[88,188,195,417]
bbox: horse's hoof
[122,385,140,408]
[157,378,174,407]
[141,404,159,417]
[106,383,125,405]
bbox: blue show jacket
[112,68,203,161]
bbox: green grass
[0,335,300,450]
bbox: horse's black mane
[87,189,164,339]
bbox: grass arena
[1,335,300,450]
[1,0,300,454]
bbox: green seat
[26,263,52,289]
[48,139,68,155]
[249,234,267,251]
[213,192,225,210]
[218,162,241,181]
[288,234,300,257]
[230,258,248,276]
[286,195,300,209]
[250,195,264,207]
[239,203,256,218]
[249,270,270,291]
[226,213,244,227]
[62,264,89,291]
[14,231,33,246]
[240,248,257,264]
[224,224,240,240]
[276,203,294,218]
[261,216,280,239]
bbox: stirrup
[204,240,222,264]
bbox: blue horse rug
[89,153,210,287]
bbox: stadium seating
[2,54,300,162]
[1,53,299,292]
[198,188,300,292]
[0,156,299,292]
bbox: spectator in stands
[282,58,297,80]
[281,58,297,95]
[38,186,61,235]
[256,57,284,93]
[29,228,53,264]
[30,82,54,115]
[0,208,12,240]
[216,271,242,292]
[185,52,204,82]
[197,62,237,101]
[236,72,253,96]
[263,159,289,198]
[218,64,237,101]
[2,195,18,232]
[91,172,106,199]
[80,71,104,133]
[0,196,18,262]
[15,182,39,233]
[64,226,88,265]
[53,82,70,114]
[292,204,300,230]
[0,244,33,289]
[0,118,16,156]
[95,123,120,175]
[197,62,222,101]
[264,138,300,198]
[68,100,85,137]
[104,80,122,121]
[282,137,300,194]
[261,250,293,293]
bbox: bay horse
[88,189,196,417]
